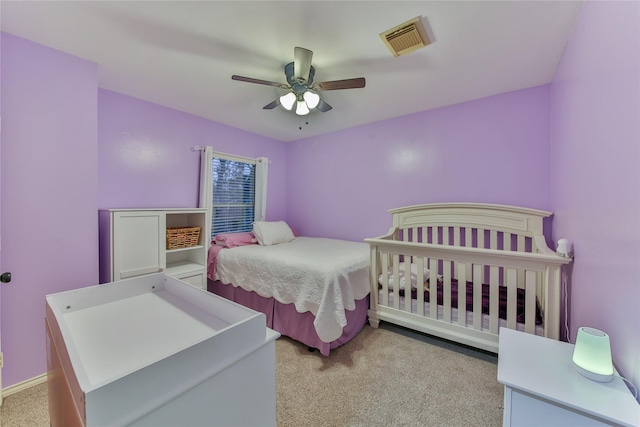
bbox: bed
[207,223,370,356]
[365,203,572,353]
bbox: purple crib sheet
[397,279,542,325]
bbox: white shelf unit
[99,208,208,289]
[165,210,207,288]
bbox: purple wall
[550,1,640,392]
[286,86,552,241]
[97,90,287,285]
[3,0,639,396]
[0,35,287,389]
[0,34,99,386]
[98,90,287,214]
[0,33,3,393]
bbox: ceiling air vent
[380,16,431,57]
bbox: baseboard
[2,373,47,398]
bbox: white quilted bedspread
[215,237,370,342]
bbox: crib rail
[366,235,570,353]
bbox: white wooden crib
[365,203,572,353]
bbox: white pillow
[252,221,295,246]
[379,263,430,289]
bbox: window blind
[211,156,256,236]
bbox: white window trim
[198,148,268,249]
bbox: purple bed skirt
[207,279,370,356]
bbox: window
[199,148,268,243]
[211,156,256,236]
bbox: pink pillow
[213,232,257,248]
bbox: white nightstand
[497,327,639,427]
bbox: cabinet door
[112,211,165,280]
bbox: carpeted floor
[1,323,503,426]
[0,379,49,427]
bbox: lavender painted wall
[1,34,99,386]
[0,33,287,388]
[0,32,3,392]
[98,89,287,215]
[286,86,552,242]
[550,1,640,392]
[3,2,637,399]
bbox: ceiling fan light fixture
[296,100,310,116]
[233,47,365,116]
[280,92,296,110]
[303,90,320,109]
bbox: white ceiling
[1,1,584,142]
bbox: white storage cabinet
[46,273,280,427]
[99,208,207,289]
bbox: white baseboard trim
[2,373,47,398]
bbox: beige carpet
[1,324,502,426]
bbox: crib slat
[416,257,425,316]
[472,264,482,330]
[536,271,544,308]
[489,266,499,334]
[403,258,412,314]
[490,230,498,250]
[517,235,526,287]
[477,231,486,284]
[457,262,467,327]
[465,228,473,279]
[402,229,411,266]
[525,270,537,334]
[443,227,449,246]
[393,254,401,310]
[452,227,461,281]
[413,228,420,262]
[381,253,389,307]
[429,259,438,320]
[506,268,518,330]
[503,232,512,251]
[443,260,452,322]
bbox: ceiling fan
[232,47,365,116]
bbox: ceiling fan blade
[294,47,313,83]
[315,77,366,91]
[263,99,280,110]
[232,75,288,88]
[316,98,333,112]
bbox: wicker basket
[166,226,201,250]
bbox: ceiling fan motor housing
[285,62,315,95]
